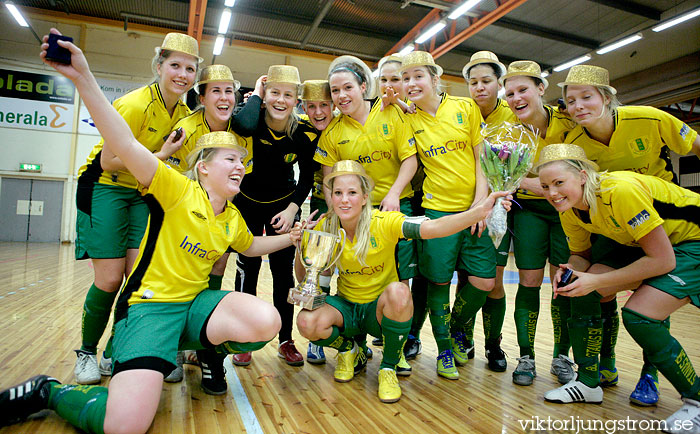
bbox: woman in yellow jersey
[71,32,200,386]
[501,60,576,386]
[400,51,494,380]
[161,65,260,391]
[534,144,700,433]
[296,160,511,403]
[232,65,320,367]
[560,65,700,405]
[0,31,303,434]
[315,55,419,365]
[457,50,517,373]
[371,53,428,362]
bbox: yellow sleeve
[141,160,189,211]
[314,126,340,167]
[379,211,406,242]
[560,210,592,252]
[610,178,664,242]
[229,210,254,253]
[656,108,697,155]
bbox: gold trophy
[288,228,345,310]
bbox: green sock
[569,315,603,388]
[514,284,540,358]
[600,298,619,370]
[623,308,700,400]
[483,296,506,345]
[409,277,428,339]
[218,339,269,354]
[450,282,489,336]
[463,316,476,344]
[49,383,107,434]
[427,281,451,353]
[354,333,369,354]
[313,326,354,352]
[640,317,667,381]
[208,274,223,291]
[380,317,411,369]
[81,284,118,354]
[551,294,571,357]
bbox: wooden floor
[1,241,698,433]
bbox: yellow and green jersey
[483,98,517,127]
[560,171,700,252]
[78,83,190,189]
[166,110,253,174]
[314,98,416,206]
[115,160,254,318]
[407,93,483,212]
[565,105,697,182]
[519,105,576,200]
[322,210,406,303]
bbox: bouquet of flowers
[480,121,538,247]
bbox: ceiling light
[213,36,225,56]
[448,0,483,20]
[540,70,550,78]
[218,9,232,34]
[596,33,642,54]
[553,55,591,72]
[224,0,236,6]
[5,2,29,27]
[398,45,415,55]
[652,7,700,32]
[415,20,446,44]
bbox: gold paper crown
[301,80,331,101]
[557,65,617,95]
[499,60,548,89]
[156,33,202,63]
[462,51,506,79]
[186,131,248,162]
[400,51,443,77]
[329,55,375,98]
[198,65,241,90]
[267,65,301,86]
[532,143,599,174]
[323,160,375,191]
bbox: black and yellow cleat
[0,375,58,426]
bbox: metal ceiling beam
[432,0,530,59]
[492,17,599,49]
[187,0,208,43]
[586,0,661,21]
[300,0,336,49]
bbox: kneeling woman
[0,30,302,434]
[535,144,700,431]
[295,160,510,403]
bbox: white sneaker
[164,351,185,383]
[74,350,100,385]
[550,355,576,384]
[98,352,112,376]
[544,379,603,404]
[664,398,700,434]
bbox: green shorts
[309,196,328,215]
[75,183,149,259]
[396,197,419,280]
[112,289,229,375]
[591,234,644,269]
[512,198,570,270]
[645,242,700,308]
[326,295,382,339]
[496,210,514,267]
[418,209,497,283]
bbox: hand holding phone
[46,33,73,64]
[173,127,184,142]
[559,268,574,288]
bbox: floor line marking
[224,357,263,434]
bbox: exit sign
[19,163,41,172]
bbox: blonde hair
[151,49,200,84]
[562,85,621,122]
[541,159,604,215]
[183,148,220,183]
[263,82,300,137]
[321,175,374,267]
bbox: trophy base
[288,288,326,310]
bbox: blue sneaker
[629,373,659,406]
[307,342,326,365]
[599,365,618,387]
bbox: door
[0,178,64,242]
